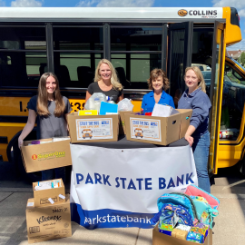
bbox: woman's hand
[18,136,23,149]
[185,134,194,147]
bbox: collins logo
[32,154,38,160]
[178,9,188,17]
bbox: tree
[240,52,245,67]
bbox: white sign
[130,117,162,142]
[70,144,198,229]
[76,118,113,141]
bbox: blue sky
[0,0,244,50]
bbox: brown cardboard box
[26,195,72,244]
[33,179,65,207]
[21,137,72,173]
[152,225,212,245]
[176,109,192,139]
[67,113,119,143]
[124,109,192,146]
[119,111,135,135]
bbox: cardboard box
[26,195,72,244]
[119,111,135,135]
[67,113,119,143]
[152,225,212,245]
[21,137,72,173]
[176,109,192,139]
[33,179,65,207]
[124,109,192,146]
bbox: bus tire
[239,158,245,177]
[8,130,42,183]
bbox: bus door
[167,21,226,174]
[209,22,225,174]
[167,22,193,106]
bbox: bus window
[111,27,162,51]
[53,27,103,51]
[53,53,103,88]
[111,53,160,89]
[52,26,103,88]
[0,26,46,88]
[220,64,245,140]
[111,27,162,90]
[0,27,46,50]
[0,52,47,88]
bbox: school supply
[118,98,134,111]
[34,180,61,191]
[158,203,194,227]
[185,184,220,209]
[78,110,98,115]
[84,92,106,113]
[99,101,118,115]
[152,104,179,117]
[158,223,174,236]
[189,195,219,228]
[153,193,199,226]
[171,229,188,240]
[186,230,204,243]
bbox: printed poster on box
[130,117,162,142]
[76,118,113,141]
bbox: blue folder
[99,101,118,115]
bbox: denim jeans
[192,131,211,193]
[42,167,66,182]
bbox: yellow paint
[222,7,242,46]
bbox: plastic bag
[84,92,107,113]
[118,98,134,111]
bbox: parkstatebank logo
[178,9,218,18]
[84,214,151,225]
[32,151,65,161]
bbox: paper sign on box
[67,113,119,143]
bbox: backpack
[151,193,199,225]
[159,203,194,227]
[189,195,219,229]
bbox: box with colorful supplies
[153,223,212,245]
[32,178,65,207]
[21,137,72,173]
[67,112,119,143]
[26,194,72,244]
[152,190,219,245]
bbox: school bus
[0,7,244,180]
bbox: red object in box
[145,112,152,116]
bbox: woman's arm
[18,109,37,148]
[185,125,196,146]
[118,93,124,102]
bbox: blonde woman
[178,66,212,193]
[85,59,123,103]
[18,72,71,181]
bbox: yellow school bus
[0,7,244,180]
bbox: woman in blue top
[141,69,175,113]
[178,66,212,193]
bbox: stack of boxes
[21,137,72,243]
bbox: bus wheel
[238,158,245,177]
[9,130,42,183]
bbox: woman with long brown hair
[18,72,71,181]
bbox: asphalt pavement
[0,159,245,245]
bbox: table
[69,136,197,229]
